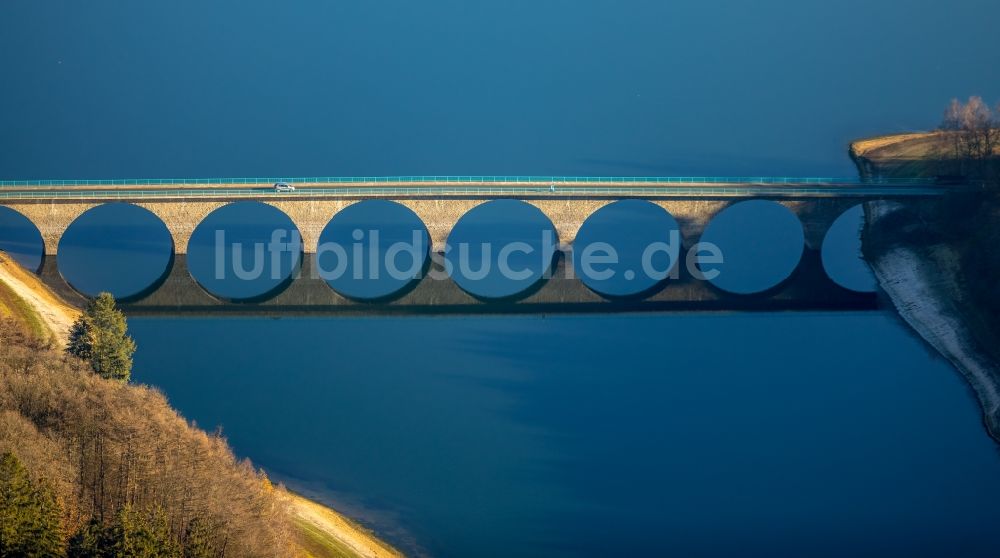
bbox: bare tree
[962,97,992,159]
[942,98,963,130]
[940,97,999,180]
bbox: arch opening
[317,200,431,302]
[698,200,805,295]
[0,206,45,273]
[187,201,303,302]
[572,199,681,299]
[821,204,877,293]
[57,203,174,300]
[444,200,559,301]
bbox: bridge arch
[444,199,560,301]
[698,200,806,295]
[258,199,353,253]
[821,203,877,293]
[185,201,304,303]
[393,199,490,252]
[57,203,175,301]
[223,198,478,254]
[0,190,885,311]
[5,202,93,257]
[0,204,46,272]
[134,201,227,255]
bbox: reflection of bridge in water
[0,177,945,314]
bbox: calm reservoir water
[129,314,1000,557]
[4,1,1000,556]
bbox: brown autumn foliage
[0,318,295,556]
[940,96,1000,181]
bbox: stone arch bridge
[0,179,943,314]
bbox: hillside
[850,133,1000,440]
[0,253,402,557]
[0,251,79,345]
[849,131,953,178]
[850,130,1000,180]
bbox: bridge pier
[95,247,873,315]
[37,255,88,306]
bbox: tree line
[0,294,296,557]
[940,96,1000,182]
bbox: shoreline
[0,251,403,558]
[282,491,403,558]
[0,252,80,345]
[863,201,1000,440]
[852,133,1000,441]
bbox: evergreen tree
[66,315,94,361]
[104,506,179,558]
[70,293,136,383]
[67,519,107,558]
[182,517,219,558]
[0,452,64,558]
[0,452,34,556]
[147,508,180,558]
[27,479,64,557]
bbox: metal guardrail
[0,175,936,187]
[0,186,946,200]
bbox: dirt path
[0,252,80,345]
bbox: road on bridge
[0,177,948,200]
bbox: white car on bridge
[273,182,295,193]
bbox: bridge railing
[0,175,936,187]
[0,186,947,200]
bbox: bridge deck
[0,176,947,201]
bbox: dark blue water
[3,1,999,180]
[700,201,805,294]
[318,200,430,301]
[4,1,1000,556]
[823,204,878,293]
[573,200,679,298]
[130,314,1000,558]
[0,207,44,272]
[187,202,302,301]
[57,203,174,299]
[445,200,558,300]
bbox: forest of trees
[940,96,1000,182]
[0,298,296,557]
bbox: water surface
[0,207,44,272]
[58,203,173,299]
[4,1,1000,556]
[132,313,1000,558]
[187,202,302,301]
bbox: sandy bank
[284,492,403,558]
[0,251,80,345]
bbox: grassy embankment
[0,252,78,343]
[0,251,402,558]
[286,492,402,558]
[849,131,953,178]
[0,272,47,338]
